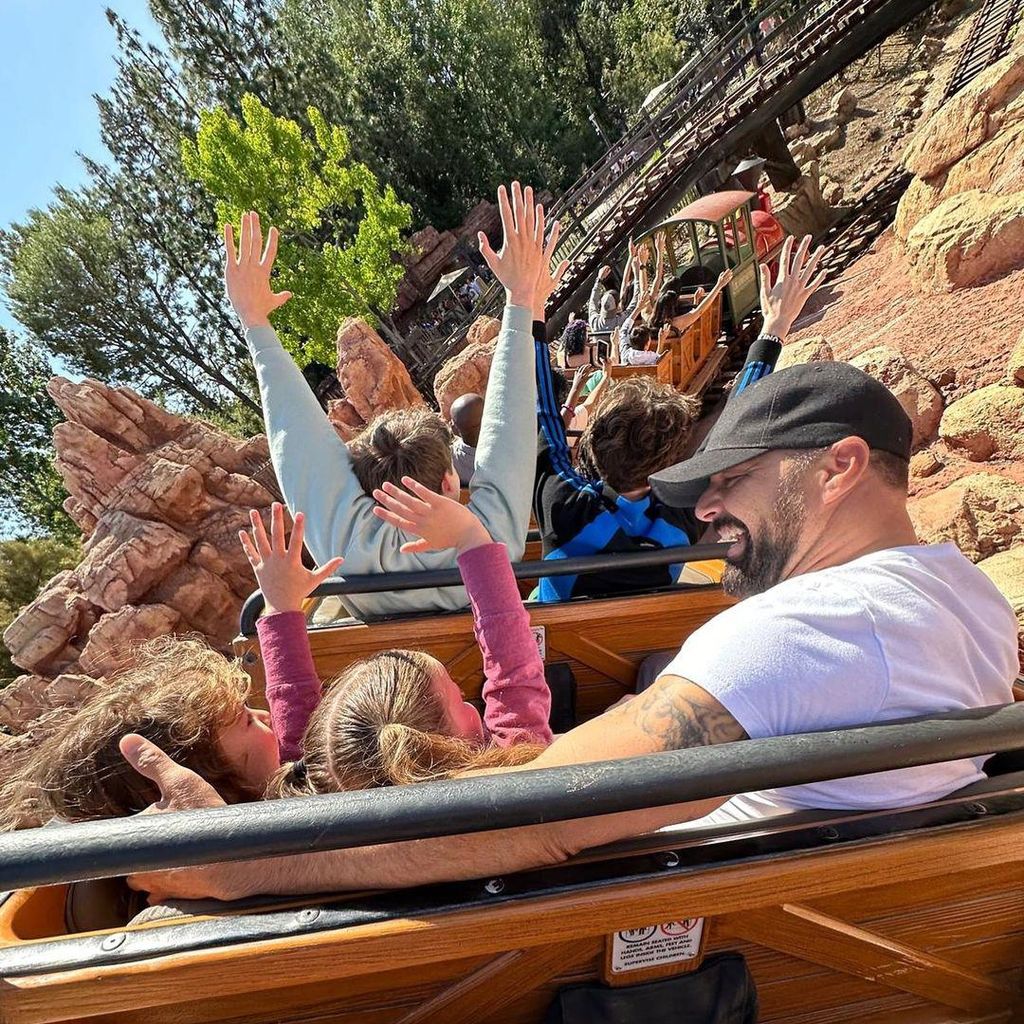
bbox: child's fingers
[399,476,440,507]
[382,479,431,514]
[270,501,286,553]
[399,538,431,554]
[238,530,260,567]
[310,556,344,587]
[371,505,418,534]
[249,508,272,557]
[373,485,424,520]
[289,510,305,558]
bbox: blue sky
[0,0,161,327]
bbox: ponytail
[265,758,319,800]
[277,651,545,797]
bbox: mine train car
[2,547,1024,1024]
[599,190,786,397]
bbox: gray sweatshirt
[246,304,536,619]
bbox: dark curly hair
[576,378,701,493]
[559,320,589,359]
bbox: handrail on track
[2,702,1022,891]
[237,541,732,636]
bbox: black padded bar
[2,703,1022,891]
[238,541,731,636]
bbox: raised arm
[227,213,376,567]
[465,184,565,560]
[241,503,342,760]
[734,235,829,397]
[122,675,743,901]
[372,477,553,746]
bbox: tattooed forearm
[614,676,747,749]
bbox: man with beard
[123,362,1019,901]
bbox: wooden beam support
[394,939,596,1024]
[546,631,637,688]
[7,820,1024,1024]
[721,903,1018,1014]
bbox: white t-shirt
[661,544,1019,822]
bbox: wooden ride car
[2,702,1024,1024]
[635,191,784,329]
[242,544,733,722]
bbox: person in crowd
[531,237,825,602]
[588,256,637,330]
[449,392,484,486]
[558,318,592,369]
[587,264,614,325]
[265,480,553,798]
[121,356,1020,903]
[534,369,701,602]
[0,507,343,829]
[228,183,559,620]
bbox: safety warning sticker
[609,919,706,973]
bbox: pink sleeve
[457,543,553,747]
[256,611,323,762]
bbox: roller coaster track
[419,0,935,383]
[421,0,1022,385]
[813,0,1024,282]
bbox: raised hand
[533,221,569,321]
[224,211,292,329]
[759,235,830,340]
[239,502,343,615]
[372,476,491,554]
[478,182,554,310]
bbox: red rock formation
[433,316,501,420]
[1,378,280,735]
[895,38,1024,292]
[327,318,425,441]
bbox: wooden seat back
[658,289,724,390]
[605,350,674,388]
[236,586,733,722]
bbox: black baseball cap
[649,361,913,507]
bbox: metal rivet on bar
[100,932,126,952]
[657,850,681,869]
[484,878,506,895]
[297,908,321,923]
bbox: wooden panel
[394,938,598,1024]
[234,587,733,721]
[721,903,1016,1013]
[6,816,1024,1024]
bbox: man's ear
[821,436,871,505]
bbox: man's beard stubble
[719,468,807,599]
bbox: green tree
[0,537,80,683]
[278,0,602,229]
[601,0,688,114]
[0,329,76,543]
[0,188,256,416]
[183,93,413,364]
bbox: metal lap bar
[6,783,1024,978]
[237,541,732,636]
[2,703,1023,892]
